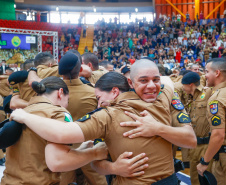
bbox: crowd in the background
[91,15,226,72]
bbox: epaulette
[77,108,104,122]
[79,77,93,87]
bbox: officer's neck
[214,76,225,87]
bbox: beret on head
[58,52,78,75]
[121,66,130,75]
[182,72,200,84]
[8,70,28,85]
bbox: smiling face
[130,67,161,103]
[95,88,116,108]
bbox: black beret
[0,119,22,149]
[8,70,28,85]
[198,171,217,185]
[3,95,12,114]
[182,72,200,84]
[58,52,78,75]
[121,66,130,75]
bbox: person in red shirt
[175,48,182,63]
[128,56,136,65]
[112,30,117,39]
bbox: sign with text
[1,33,31,50]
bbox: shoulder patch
[171,98,184,110]
[64,112,73,122]
[209,101,218,115]
[211,116,221,126]
[177,112,191,123]
[94,138,104,145]
[77,108,103,122]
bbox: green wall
[0,0,16,20]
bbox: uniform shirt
[174,82,190,109]
[64,78,97,120]
[12,65,59,102]
[207,81,226,145]
[0,95,5,122]
[77,86,174,185]
[87,70,106,84]
[187,85,212,137]
[1,96,72,185]
[0,78,12,97]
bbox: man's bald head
[130,59,159,81]
[128,59,161,103]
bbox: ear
[215,69,221,78]
[127,78,134,89]
[57,88,64,100]
[111,87,120,98]
[88,63,93,70]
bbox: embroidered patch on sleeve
[13,88,19,93]
[177,112,191,123]
[209,101,218,115]
[94,138,105,145]
[211,116,221,126]
[171,98,184,110]
[64,112,73,122]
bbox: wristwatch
[28,67,37,73]
[200,157,209,165]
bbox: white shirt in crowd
[187,50,194,56]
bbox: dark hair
[207,57,226,76]
[99,60,113,69]
[34,52,54,67]
[81,53,99,70]
[32,76,69,95]
[21,59,35,70]
[95,72,130,92]
[194,81,200,86]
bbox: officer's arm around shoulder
[10,95,29,110]
[28,71,42,87]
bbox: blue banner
[1,33,31,50]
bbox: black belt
[218,145,226,153]
[152,173,180,185]
[213,145,226,160]
[197,136,210,145]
